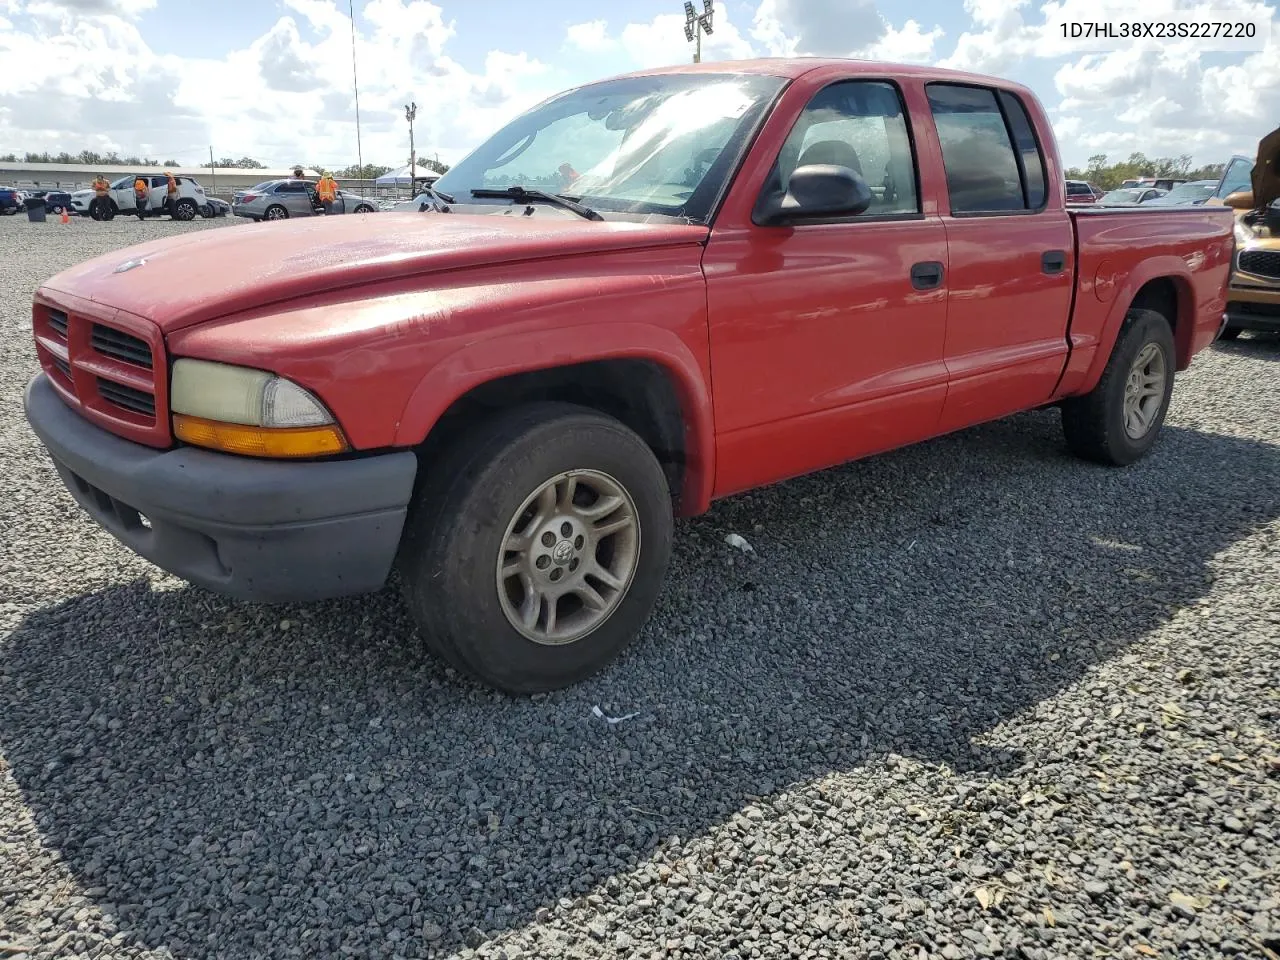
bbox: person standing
[164,170,179,217]
[91,174,111,219]
[133,175,150,219]
[317,171,338,215]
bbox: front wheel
[398,402,674,694]
[1061,307,1175,466]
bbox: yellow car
[1210,134,1280,339]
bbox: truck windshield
[432,72,786,224]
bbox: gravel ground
[1,215,1277,960]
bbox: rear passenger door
[924,83,1076,433]
[276,181,312,216]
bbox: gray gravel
[1,215,1278,960]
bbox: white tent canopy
[374,163,438,185]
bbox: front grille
[92,323,153,368]
[48,309,68,339]
[97,378,156,417]
[1237,250,1280,279]
[32,301,169,447]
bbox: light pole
[683,0,714,63]
[405,101,417,196]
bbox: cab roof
[607,56,1035,92]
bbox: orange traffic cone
[60,208,69,224]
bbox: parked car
[22,58,1234,694]
[1141,179,1217,206]
[84,174,208,221]
[200,197,231,218]
[0,185,22,215]
[231,179,378,220]
[1064,179,1101,206]
[1207,141,1280,339]
[1097,186,1167,205]
[391,188,451,211]
[1120,177,1188,191]
[68,189,96,217]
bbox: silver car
[231,178,378,221]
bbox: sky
[0,0,1278,173]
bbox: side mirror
[1225,189,1255,209]
[756,164,873,226]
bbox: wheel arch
[395,333,716,517]
[1075,259,1195,394]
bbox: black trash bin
[26,197,46,223]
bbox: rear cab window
[925,82,1049,215]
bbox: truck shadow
[2,411,1277,958]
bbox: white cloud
[750,0,942,61]
[0,0,560,171]
[565,19,615,54]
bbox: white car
[83,174,208,221]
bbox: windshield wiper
[470,186,603,221]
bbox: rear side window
[926,83,1047,215]
[998,90,1046,208]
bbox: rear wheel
[265,204,288,221]
[398,402,674,694]
[1061,307,1175,466]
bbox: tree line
[0,152,451,178]
[1064,153,1228,191]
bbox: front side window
[768,79,920,216]
[927,83,1032,214]
[432,72,786,223]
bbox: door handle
[1041,250,1066,274]
[910,261,945,290]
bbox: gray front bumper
[23,373,418,602]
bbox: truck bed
[1056,204,1235,398]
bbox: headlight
[170,358,349,458]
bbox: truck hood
[39,211,710,333]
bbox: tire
[101,201,116,221]
[173,198,197,221]
[265,204,288,221]
[1219,325,1243,341]
[1061,307,1176,466]
[354,204,374,214]
[398,402,674,694]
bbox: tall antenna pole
[349,0,364,184]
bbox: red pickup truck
[24,59,1233,693]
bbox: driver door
[702,77,950,496]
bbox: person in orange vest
[317,171,338,215]
[164,170,179,216]
[91,174,110,219]
[133,175,150,219]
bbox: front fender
[394,323,717,516]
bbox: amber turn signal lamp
[173,414,349,458]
